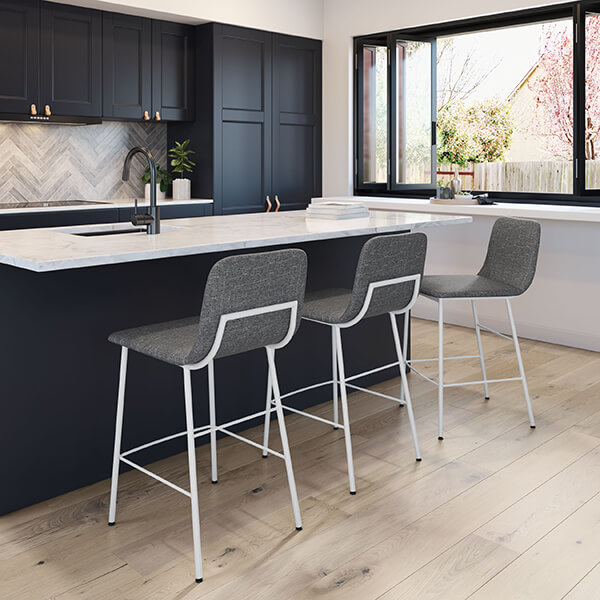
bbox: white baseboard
[412,302,600,352]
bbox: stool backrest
[186,249,308,363]
[478,217,541,295]
[341,232,428,323]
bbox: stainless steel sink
[56,223,185,237]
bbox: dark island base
[1,232,410,515]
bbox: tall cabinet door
[272,34,322,211]
[0,0,39,115]
[214,25,272,215]
[152,21,194,122]
[103,13,152,120]
[40,3,102,117]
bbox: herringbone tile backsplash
[0,121,167,204]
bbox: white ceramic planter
[144,183,166,202]
[172,178,191,201]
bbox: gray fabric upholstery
[419,275,521,299]
[302,232,428,325]
[109,249,308,365]
[420,217,541,300]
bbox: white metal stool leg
[471,300,490,400]
[183,367,204,583]
[399,313,409,406]
[390,314,421,461]
[438,300,445,441]
[505,299,536,429]
[262,369,272,457]
[331,327,339,429]
[267,347,303,529]
[108,346,128,525]
[208,360,218,483]
[334,326,357,494]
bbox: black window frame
[354,1,600,207]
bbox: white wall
[321,0,600,352]
[51,0,324,38]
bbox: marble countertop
[0,198,213,215]
[312,196,600,224]
[0,210,471,272]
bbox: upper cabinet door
[151,21,194,122]
[103,13,152,120]
[40,3,102,117]
[0,0,39,115]
[215,25,272,215]
[271,34,322,210]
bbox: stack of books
[306,201,369,220]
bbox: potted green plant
[169,139,196,201]
[142,164,172,202]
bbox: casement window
[354,2,600,206]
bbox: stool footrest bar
[216,426,285,459]
[443,376,522,388]
[343,382,406,405]
[405,365,438,386]
[344,360,400,383]
[119,456,191,498]
[281,380,335,400]
[281,404,345,428]
[121,426,211,458]
[477,323,512,342]
[407,355,480,364]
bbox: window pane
[585,11,600,189]
[437,20,572,194]
[396,40,432,184]
[362,45,388,184]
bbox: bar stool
[107,248,307,583]
[263,232,428,494]
[412,216,541,440]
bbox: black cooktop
[0,200,109,209]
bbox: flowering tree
[528,18,600,160]
[437,99,514,166]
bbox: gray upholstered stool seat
[302,288,352,323]
[107,248,307,584]
[108,317,199,366]
[420,275,521,299]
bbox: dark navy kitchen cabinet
[40,2,103,117]
[151,20,195,122]
[0,0,39,115]
[102,13,152,120]
[168,24,322,216]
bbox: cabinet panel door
[40,3,102,117]
[152,20,194,122]
[0,0,39,115]
[214,25,272,215]
[272,35,322,210]
[103,13,152,120]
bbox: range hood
[0,113,101,125]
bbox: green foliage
[169,139,196,177]
[437,99,514,166]
[141,164,172,193]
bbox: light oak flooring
[2,318,600,600]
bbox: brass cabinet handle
[143,110,150,121]
[275,195,280,212]
[44,105,51,116]
[30,104,37,116]
[154,111,161,121]
[265,195,272,213]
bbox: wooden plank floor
[2,318,600,600]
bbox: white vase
[144,183,166,202]
[172,178,191,201]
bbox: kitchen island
[0,210,471,514]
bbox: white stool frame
[108,301,302,583]
[262,275,423,495]
[410,295,536,440]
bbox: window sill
[313,196,600,224]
